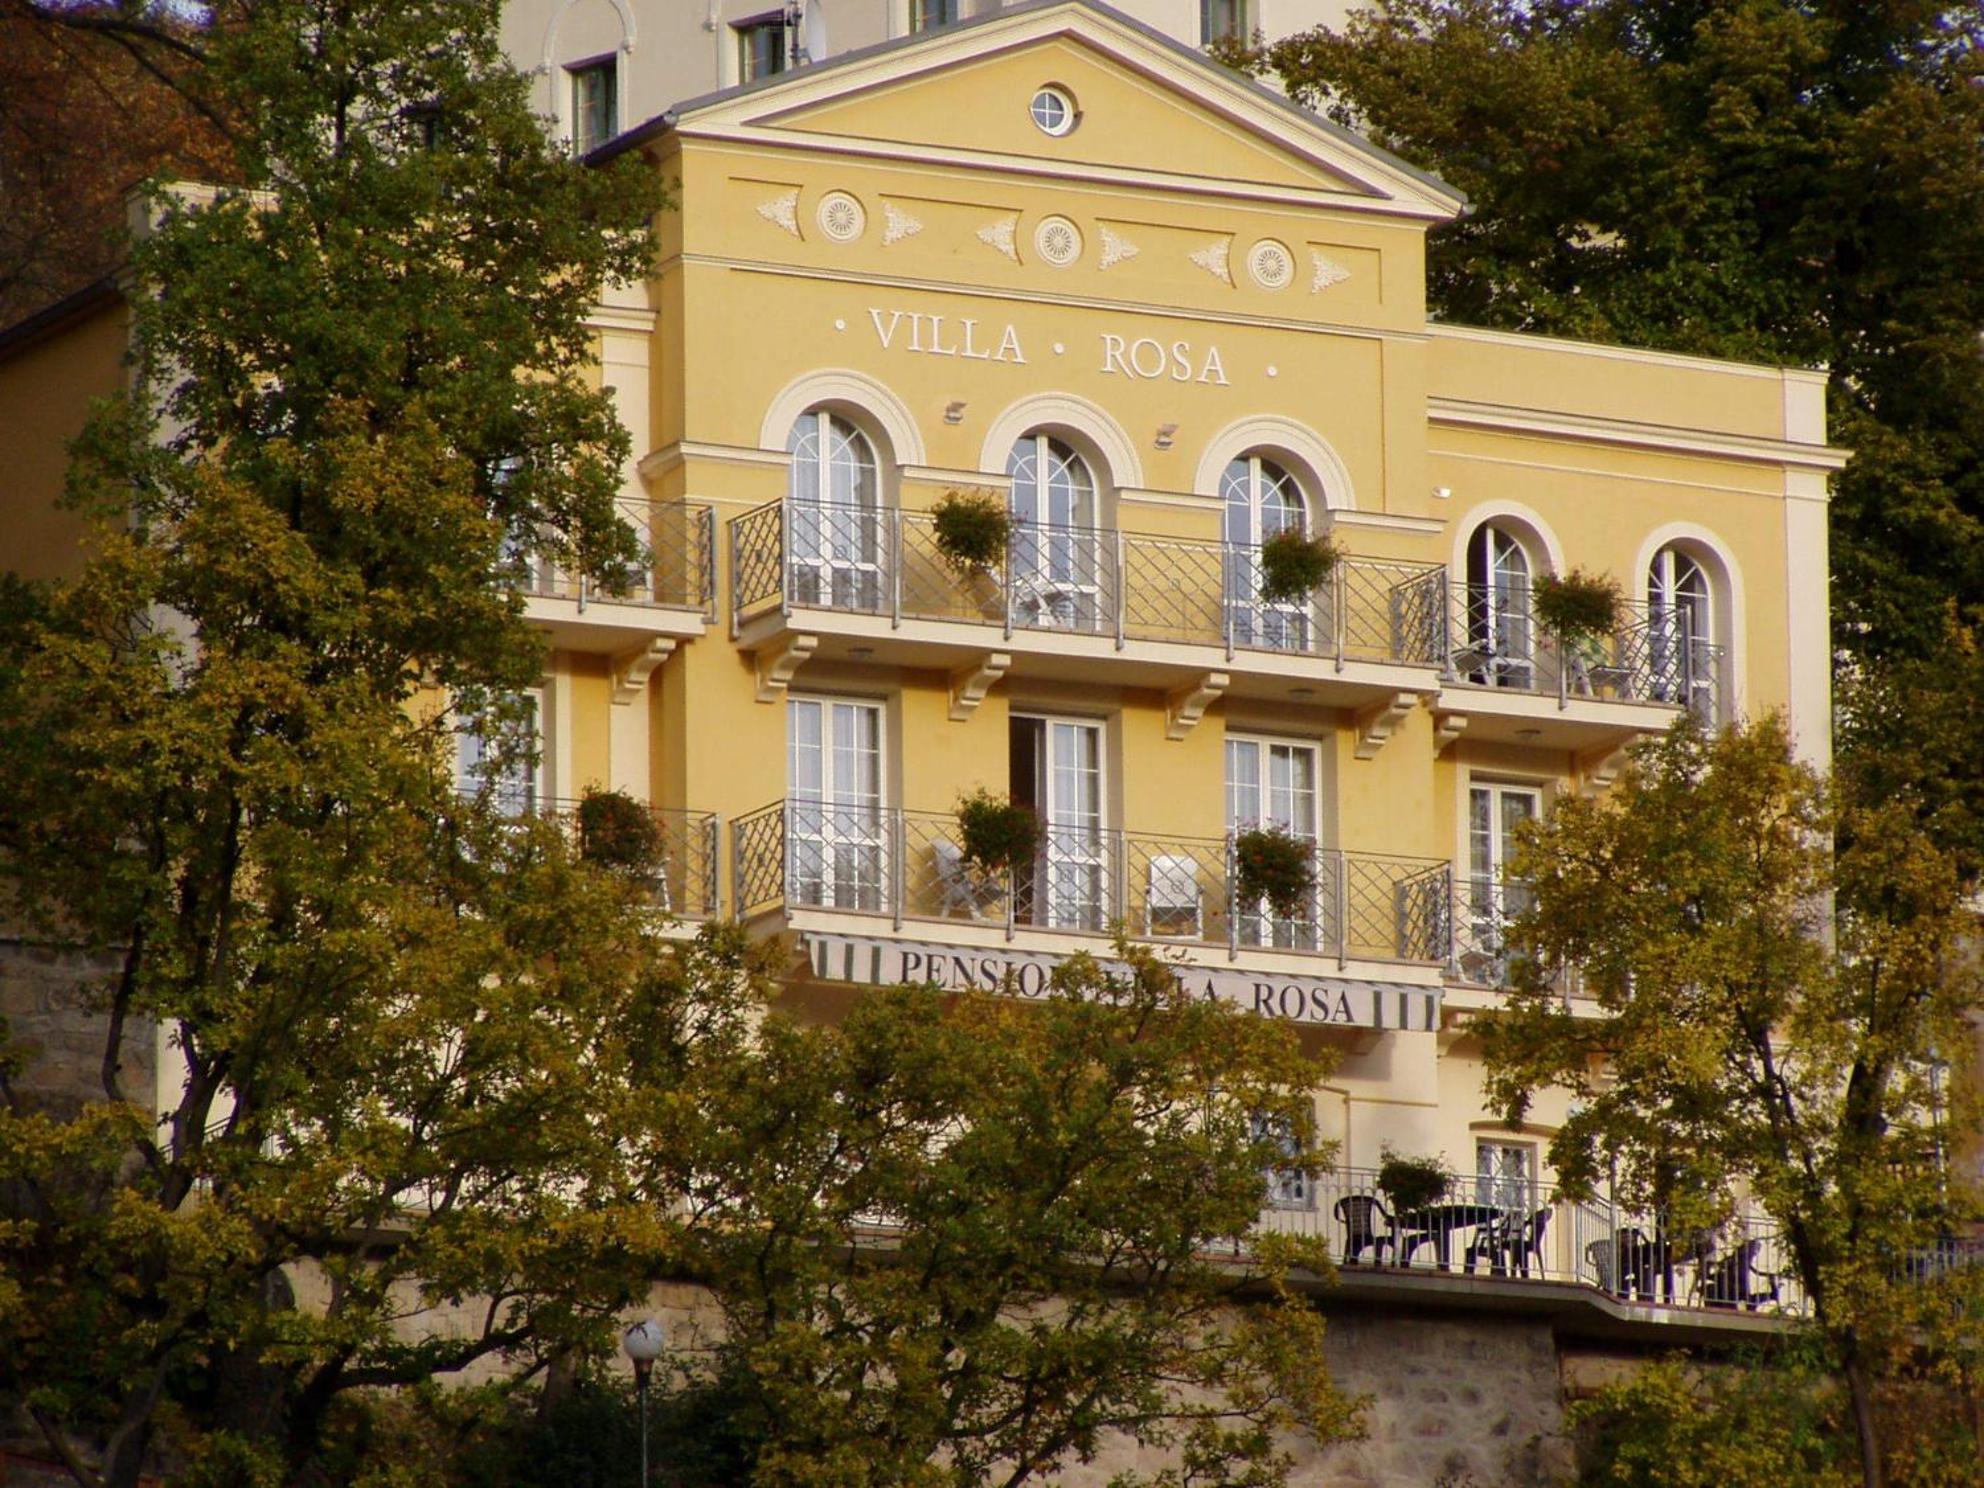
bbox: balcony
[1439,588,1723,751]
[536,797,723,920]
[730,799,1451,968]
[1267,1165,1811,1322]
[729,499,1448,708]
[514,500,715,653]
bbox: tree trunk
[1844,1350,1883,1488]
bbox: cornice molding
[1427,397,1849,473]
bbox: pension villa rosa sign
[803,933,1440,1033]
[865,307,1231,385]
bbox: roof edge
[0,278,124,364]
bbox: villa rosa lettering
[1100,333,1228,385]
[803,933,1441,1033]
[868,308,1025,363]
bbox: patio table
[1394,1202,1502,1270]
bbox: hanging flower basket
[1532,568,1621,644]
[956,789,1040,875]
[1256,528,1342,605]
[1376,1147,1451,1215]
[930,488,1012,578]
[1232,824,1315,919]
[576,787,664,874]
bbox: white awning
[802,934,1440,1033]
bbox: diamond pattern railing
[510,500,713,616]
[536,798,721,918]
[732,800,1450,965]
[730,499,1450,668]
[1446,587,1723,723]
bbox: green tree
[650,942,1360,1488]
[1475,717,1983,1487]
[1224,1,1984,871]
[0,1,673,1483]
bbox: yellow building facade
[0,0,1846,1364]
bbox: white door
[787,410,882,612]
[1222,455,1312,652]
[1464,526,1533,689]
[1466,783,1539,982]
[1647,546,1714,719]
[1007,433,1103,632]
[788,697,885,911]
[456,690,541,817]
[1226,736,1321,950]
[1013,715,1106,930]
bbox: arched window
[1462,524,1533,689]
[786,409,881,610]
[1647,544,1715,719]
[1222,454,1312,651]
[1007,433,1102,632]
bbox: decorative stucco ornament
[1311,252,1352,293]
[1033,215,1083,267]
[1188,239,1232,284]
[816,191,866,242]
[976,214,1020,261]
[882,202,924,246]
[757,188,802,237]
[1248,239,1295,291]
[1098,226,1140,269]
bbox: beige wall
[0,298,127,582]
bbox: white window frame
[1226,733,1323,951]
[1474,1138,1537,1214]
[1463,779,1542,984]
[1012,712,1108,932]
[1006,432,1102,633]
[455,686,547,818]
[1222,453,1312,652]
[1462,523,1534,689]
[788,694,889,913]
[566,53,618,156]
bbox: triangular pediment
[660,0,1464,221]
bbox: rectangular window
[1226,735,1321,949]
[568,58,617,155]
[1464,782,1540,983]
[456,690,543,817]
[1011,714,1106,931]
[1201,0,1252,45]
[789,696,886,911]
[1475,1139,1535,1214]
[736,14,790,82]
[1253,1111,1313,1211]
[910,0,959,31]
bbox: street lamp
[622,1318,665,1486]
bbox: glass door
[787,410,882,612]
[1226,736,1321,950]
[456,690,540,818]
[1464,526,1533,689]
[788,697,885,911]
[1007,433,1102,632]
[1222,455,1312,652]
[1647,546,1714,720]
[1012,715,1106,930]
[1465,783,1539,983]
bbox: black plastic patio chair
[1333,1193,1396,1265]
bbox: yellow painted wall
[0,298,127,582]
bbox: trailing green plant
[1531,568,1621,644]
[1376,1147,1451,1215]
[1233,823,1316,918]
[1256,526,1341,604]
[576,786,664,874]
[931,487,1012,577]
[956,788,1040,874]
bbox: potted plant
[576,787,664,875]
[955,788,1039,875]
[1531,567,1621,645]
[1232,824,1315,919]
[930,488,1012,578]
[1376,1147,1450,1217]
[1256,526,1341,605]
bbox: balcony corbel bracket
[755,632,819,703]
[611,637,677,705]
[1432,709,1468,752]
[1354,691,1423,759]
[1165,671,1228,740]
[949,651,1011,721]
[1578,735,1642,796]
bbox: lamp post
[622,1318,665,1486]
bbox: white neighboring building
[501,0,1357,151]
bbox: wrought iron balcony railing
[537,797,722,918]
[1261,1165,1810,1316]
[506,500,715,616]
[729,498,1450,668]
[730,799,1452,964]
[1447,586,1722,723]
